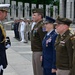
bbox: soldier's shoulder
[38,21,44,28]
[71,35,75,40]
[40,21,44,25]
[69,32,75,40]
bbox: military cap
[0,4,10,12]
[20,18,24,20]
[32,8,43,14]
[56,16,72,26]
[44,16,55,24]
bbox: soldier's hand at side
[40,56,42,61]
[51,69,57,73]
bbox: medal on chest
[33,28,38,36]
[46,37,52,47]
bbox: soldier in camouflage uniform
[55,17,73,75]
[31,8,46,75]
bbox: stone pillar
[24,3,30,19]
[66,0,71,18]
[31,4,36,16]
[46,5,51,16]
[0,0,4,4]
[59,0,64,17]
[11,1,16,20]
[18,2,23,19]
[5,0,10,3]
[66,0,74,21]
[39,4,43,9]
[53,6,58,19]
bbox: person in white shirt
[19,18,26,42]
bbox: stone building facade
[0,0,58,20]
[59,0,75,23]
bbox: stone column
[66,0,74,21]
[24,3,30,19]
[5,0,10,3]
[31,4,36,16]
[46,5,51,16]
[0,0,4,4]
[11,1,16,20]
[53,6,58,19]
[59,0,64,17]
[39,4,43,9]
[18,2,23,19]
[66,0,71,18]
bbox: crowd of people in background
[13,17,34,43]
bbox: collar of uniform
[36,20,43,25]
[61,29,70,37]
[55,29,59,34]
[47,29,54,36]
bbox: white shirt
[47,29,54,36]
[20,21,26,32]
[31,22,36,30]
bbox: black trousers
[0,70,3,75]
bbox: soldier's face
[44,23,53,32]
[0,11,7,21]
[56,24,65,34]
[32,13,42,22]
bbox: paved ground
[4,30,33,75]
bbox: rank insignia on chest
[60,41,65,44]
[33,28,38,36]
[59,41,65,46]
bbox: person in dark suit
[55,16,73,75]
[0,4,10,75]
[41,16,57,75]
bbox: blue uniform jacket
[42,30,57,69]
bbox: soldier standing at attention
[41,16,58,75]
[0,4,10,75]
[55,16,73,75]
[69,32,75,75]
[31,8,46,75]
